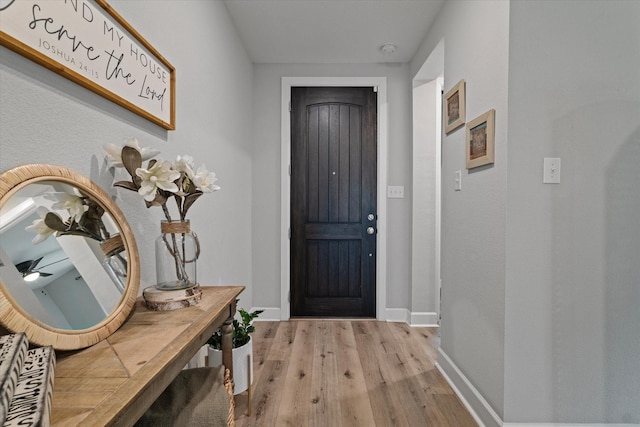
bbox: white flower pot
[207,338,253,395]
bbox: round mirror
[0,164,140,350]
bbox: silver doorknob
[367,214,375,221]
[367,227,375,235]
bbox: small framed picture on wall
[444,79,466,133]
[466,109,495,169]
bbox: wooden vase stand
[143,283,202,311]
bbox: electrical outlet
[387,186,404,198]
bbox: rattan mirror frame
[0,164,140,350]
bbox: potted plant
[206,307,263,395]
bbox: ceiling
[223,0,445,64]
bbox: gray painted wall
[412,0,639,424]
[0,2,255,306]
[412,0,510,421]
[505,0,640,423]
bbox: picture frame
[0,0,176,130]
[466,109,495,169]
[444,79,466,133]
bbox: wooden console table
[50,285,244,426]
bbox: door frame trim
[280,77,388,320]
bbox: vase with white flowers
[104,139,220,291]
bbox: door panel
[291,87,376,317]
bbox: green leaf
[208,307,262,349]
[184,177,198,194]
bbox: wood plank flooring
[233,320,477,427]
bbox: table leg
[221,317,233,380]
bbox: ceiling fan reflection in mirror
[15,256,69,282]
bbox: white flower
[25,207,56,244]
[103,138,160,168]
[136,161,180,201]
[46,192,86,222]
[192,165,221,193]
[174,155,195,180]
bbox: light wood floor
[233,320,477,427]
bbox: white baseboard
[436,348,502,427]
[385,308,439,326]
[256,306,410,323]
[250,307,281,321]
[253,306,439,326]
[504,424,639,427]
[410,311,439,326]
[385,308,410,323]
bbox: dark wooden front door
[291,87,377,317]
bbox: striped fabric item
[0,333,28,425]
[4,346,56,427]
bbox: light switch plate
[454,170,462,191]
[387,186,404,198]
[543,158,561,184]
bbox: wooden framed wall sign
[0,0,176,130]
[466,109,495,169]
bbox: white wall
[46,272,103,329]
[411,78,440,322]
[411,1,509,424]
[251,63,413,311]
[0,2,254,305]
[505,0,640,423]
[34,288,72,329]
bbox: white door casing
[280,77,388,320]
